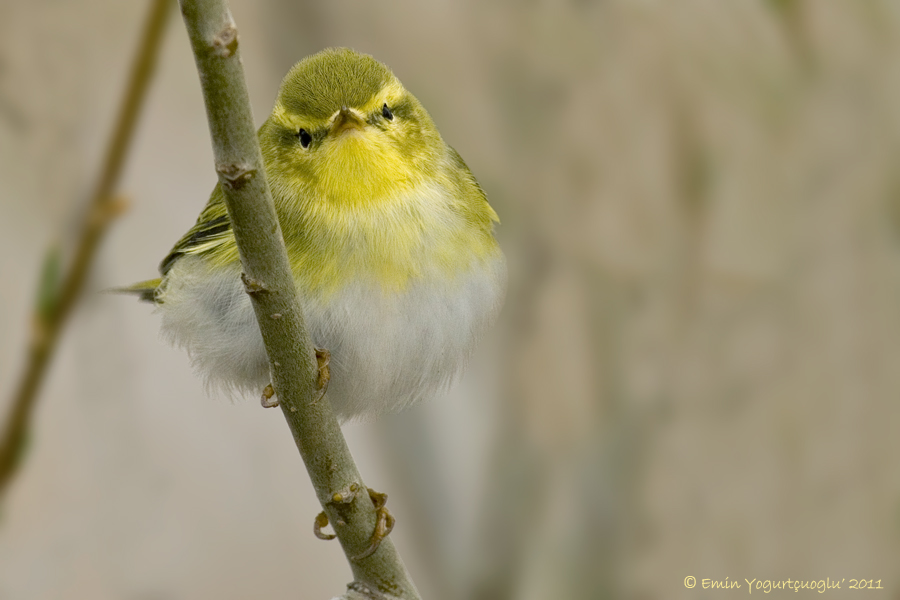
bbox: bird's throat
[317,133,417,207]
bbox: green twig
[0,0,171,500]
[176,1,421,598]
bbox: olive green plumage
[121,48,506,420]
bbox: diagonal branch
[0,0,172,500]
[176,1,421,598]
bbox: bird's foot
[352,487,395,560]
[314,347,331,402]
[311,486,396,561]
[260,383,278,408]
[260,348,328,409]
[313,511,336,540]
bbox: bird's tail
[107,278,162,303]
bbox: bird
[120,47,506,422]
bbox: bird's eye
[297,129,312,148]
[382,103,393,121]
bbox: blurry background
[2,0,900,598]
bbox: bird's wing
[160,184,234,275]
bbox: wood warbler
[122,48,506,421]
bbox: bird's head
[261,48,444,208]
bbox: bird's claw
[352,488,395,561]
[260,383,278,408]
[313,511,336,540]
[260,348,328,408]
[311,486,396,561]
[314,347,331,402]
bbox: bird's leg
[314,347,331,402]
[260,383,278,408]
[260,348,328,409]
[313,511,336,540]
[351,487,395,560]
[310,486,396,561]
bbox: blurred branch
[176,1,421,598]
[766,0,815,71]
[0,0,171,500]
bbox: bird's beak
[330,106,366,136]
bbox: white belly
[157,253,506,421]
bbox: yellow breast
[278,178,500,297]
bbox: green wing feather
[113,185,236,304]
[108,278,163,303]
[159,184,235,275]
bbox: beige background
[2,1,900,598]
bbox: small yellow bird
[123,48,505,421]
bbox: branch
[176,2,421,598]
[0,0,171,499]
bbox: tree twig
[176,1,422,597]
[0,0,172,499]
